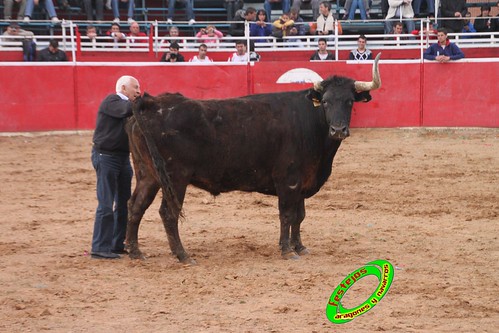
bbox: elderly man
[91,75,141,259]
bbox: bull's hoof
[128,249,145,260]
[282,251,300,260]
[296,247,310,256]
[179,257,197,266]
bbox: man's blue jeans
[91,149,133,253]
[264,0,290,22]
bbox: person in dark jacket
[439,0,466,33]
[91,75,141,259]
[37,39,67,61]
[160,42,185,62]
[423,28,464,62]
[310,38,334,60]
[474,5,494,35]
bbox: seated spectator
[292,0,320,21]
[4,0,27,20]
[314,1,343,36]
[189,43,213,62]
[168,26,180,40]
[264,0,290,22]
[160,42,185,62]
[343,0,369,21]
[440,0,466,33]
[494,1,499,32]
[85,25,104,45]
[474,5,494,35]
[110,0,134,24]
[83,0,103,21]
[228,40,249,62]
[423,28,464,62]
[24,0,60,23]
[272,12,295,41]
[250,9,273,43]
[460,12,476,38]
[289,7,307,36]
[37,39,67,61]
[2,22,34,44]
[412,0,434,17]
[225,0,244,21]
[106,22,127,48]
[230,7,257,37]
[128,21,147,45]
[309,38,334,60]
[196,25,224,47]
[349,34,372,60]
[167,0,196,25]
[391,21,406,37]
[384,0,415,35]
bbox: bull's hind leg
[126,179,160,259]
[158,183,196,265]
[290,199,309,256]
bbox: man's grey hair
[115,75,138,93]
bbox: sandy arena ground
[0,128,498,332]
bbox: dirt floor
[0,128,498,332]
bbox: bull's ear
[306,89,322,107]
[354,91,372,103]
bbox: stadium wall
[0,60,497,132]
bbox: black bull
[126,55,381,264]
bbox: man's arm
[423,44,436,60]
[449,44,465,60]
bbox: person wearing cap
[160,42,185,62]
[3,0,27,20]
[423,28,464,63]
[2,23,34,44]
[37,39,67,61]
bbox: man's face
[437,32,447,44]
[199,46,207,59]
[290,12,298,21]
[7,26,19,35]
[394,24,403,34]
[319,4,329,16]
[130,22,140,35]
[48,45,58,54]
[246,11,256,21]
[236,43,246,55]
[170,47,179,54]
[170,28,179,37]
[122,78,141,101]
[111,25,120,33]
[357,38,366,50]
[87,28,96,37]
[318,41,327,51]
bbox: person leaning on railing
[423,28,464,63]
[2,22,34,44]
[250,9,273,43]
[474,5,494,35]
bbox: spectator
[272,12,295,41]
[168,26,180,40]
[37,39,67,61]
[4,0,26,20]
[110,0,135,24]
[189,43,213,62]
[83,0,103,21]
[225,0,244,22]
[349,34,372,60]
[2,22,34,43]
[460,12,476,38]
[24,0,60,23]
[196,25,224,47]
[228,40,249,62]
[412,0,434,17]
[494,1,499,32]
[106,23,127,48]
[439,0,466,33]
[315,1,343,36]
[160,42,185,62]
[474,5,494,35]
[167,0,196,25]
[309,38,334,60]
[264,0,290,22]
[392,21,404,35]
[423,28,464,62]
[128,21,147,46]
[250,9,273,43]
[85,25,105,45]
[292,0,320,21]
[230,7,257,37]
[384,0,415,35]
[90,75,141,260]
[343,0,369,21]
[289,7,307,36]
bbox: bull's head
[307,53,381,141]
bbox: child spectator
[272,12,295,41]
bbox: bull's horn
[313,81,323,92]
[354,53,381,92]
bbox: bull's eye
[322,100,328,106]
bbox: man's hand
[436,55,450,63]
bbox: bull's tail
[131,93,183,219]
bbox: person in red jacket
[128,21,147,46]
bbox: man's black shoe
[91,251,121,259]
[111,249,128,255]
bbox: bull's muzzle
[330,125,350,140]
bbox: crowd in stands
[1,0,498,62]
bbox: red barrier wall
[0,61,497,132]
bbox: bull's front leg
[278,196,302,260]
[290,199,310,256]
[126,181,159,259]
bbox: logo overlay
[326,260,394,324]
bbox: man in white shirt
[228,40,249,62]
[315,1,341,36]
[190,44,213,62]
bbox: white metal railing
[0,19,498,62]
